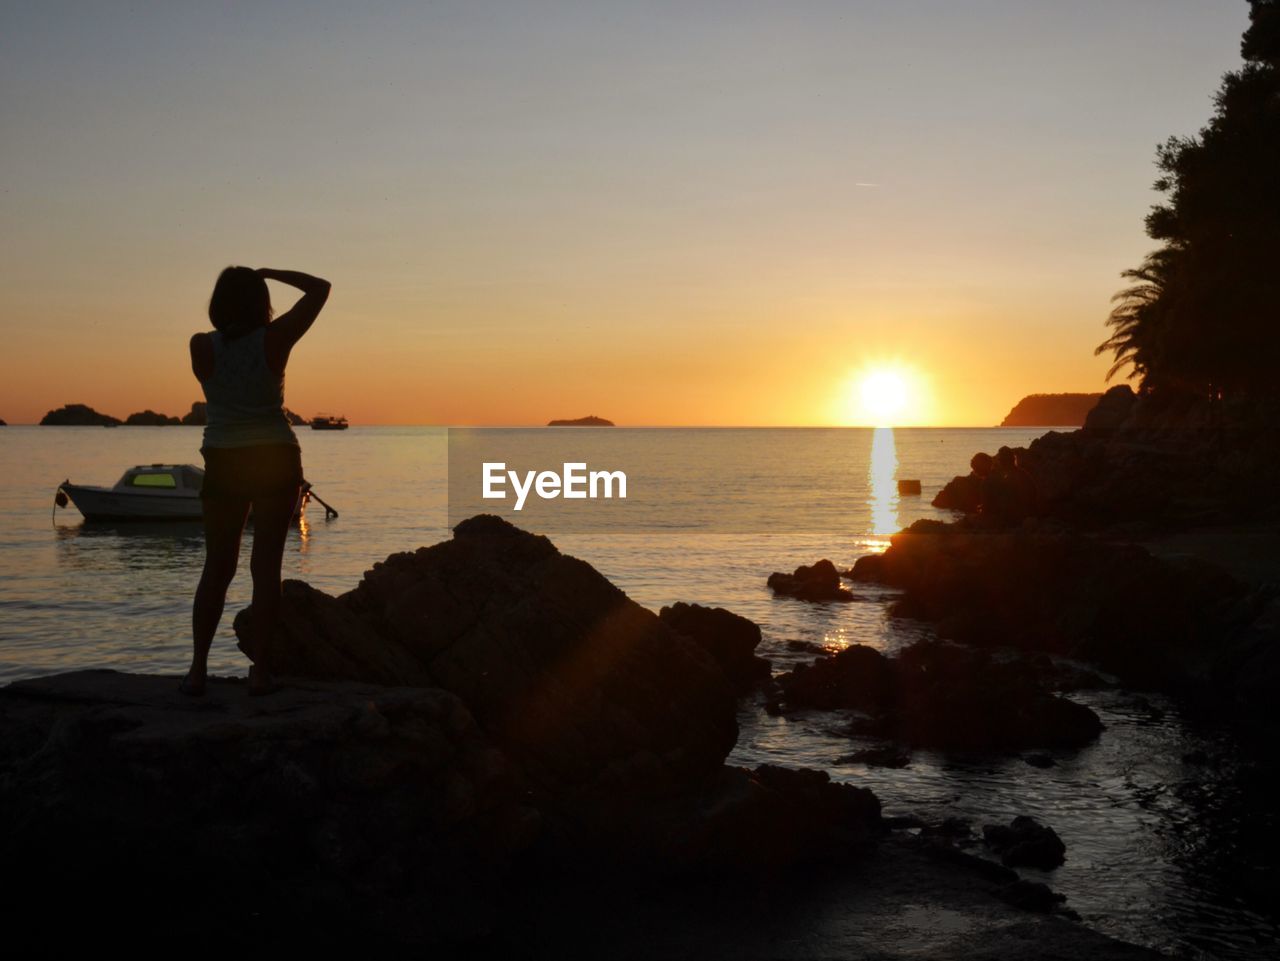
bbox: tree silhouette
[1096,248,1174,384]
[1099,0,1280,403]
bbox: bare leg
[246,487,299,694]
[189,496,250,693]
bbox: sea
[0,425,1274,960]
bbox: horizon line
[3,421,1082,430]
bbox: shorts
[200,443,304,500]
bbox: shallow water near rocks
[1,425,1275,958]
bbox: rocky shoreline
[0,514,1171,957]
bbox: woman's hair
[208,266,273,340]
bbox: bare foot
[179,667,207,697]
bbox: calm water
[0,425,1274,959]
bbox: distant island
[547,415,614,426]
[40,401,307,426]
[125,409,181,426]
[40,404,123,426]
[999,393,1102,427]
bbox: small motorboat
[310,413,349,430]
[54,464,336,522]
[57,464,207,521]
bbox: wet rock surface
[776,641,1104,752]
[768,559,855,602]
[849,520,1262,699]
[984,816,1068,870]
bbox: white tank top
[199,327,299,449]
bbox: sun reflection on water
[868,427,900,536]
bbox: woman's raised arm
[260,268,331,374]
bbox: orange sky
[0,3,1249,426]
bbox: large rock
[236,515,740,802]
[658,601,771,694]
[663,764,881,871]
[778,644,896,713]
[767,559,854,602]
[983,816,1067,870]
[776,641,1103,752]
[932,473,983,512]
[849,521,1249,694]
[0,679,884,945]
[1083,385,1137,433]
[0,670,538,942]
[238,579,432,686]
[4,666,1143,958]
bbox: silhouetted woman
[181,266,331,696]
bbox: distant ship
[310,413,349,431]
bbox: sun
[841,364,922,425]
[861,370,908,421]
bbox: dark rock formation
[768,559,854,602]
[777,641,1102,752]
[932,472,984,512]
[124,409,181,425]
[940,389,1280,530]
[234,515,740,808]
[786,639,830,655]
[0,671,538,943]
[658,601,772,694]
[547,415,614,426]
[1,510,897,946]
[180,401,207,425]
[222,517,888,876]
[0,418,6,426]
[848,521,1255,696]
[238,578,433,686]
[1223,595,1280,709]
[779,644,897,713]
[668,764,882,871]
[983,816,1067,870]
[1,516,1177,956]
[997,878,1067,912]
[39,403,121,426]
[1083,384,1138,432]
[1000,393,1102,427]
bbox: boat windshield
[128,472,177,488]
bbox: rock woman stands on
[181,266,331,697]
